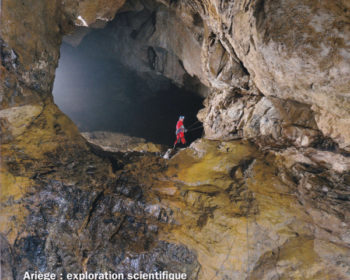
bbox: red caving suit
[174,119,186,146]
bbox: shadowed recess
[53,42,204,146]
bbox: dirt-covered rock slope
[1,0,350,279]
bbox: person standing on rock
[174,116,187,148]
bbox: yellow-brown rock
[123,139,350,279]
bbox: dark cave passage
[53,42,204,146]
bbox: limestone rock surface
[188,0,350,149]
[3,126,350,279]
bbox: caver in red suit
[174,116,186,147]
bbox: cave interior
[53,4,205,146]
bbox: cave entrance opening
[53,17,205,146]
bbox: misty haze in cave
[53,36,204,146]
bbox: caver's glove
[185,129,188,133]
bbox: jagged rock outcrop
[187,0,350,150]
[63,0,350,150]
[197,91,326,148]
[190,0,349,151]
[0,126,200,278]
[1,0,350,279]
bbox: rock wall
[62,0,209,95]
[61,0,350,150]
[1,0,350,279]
[164,0,350,151]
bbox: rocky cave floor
[2,120,350,279]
